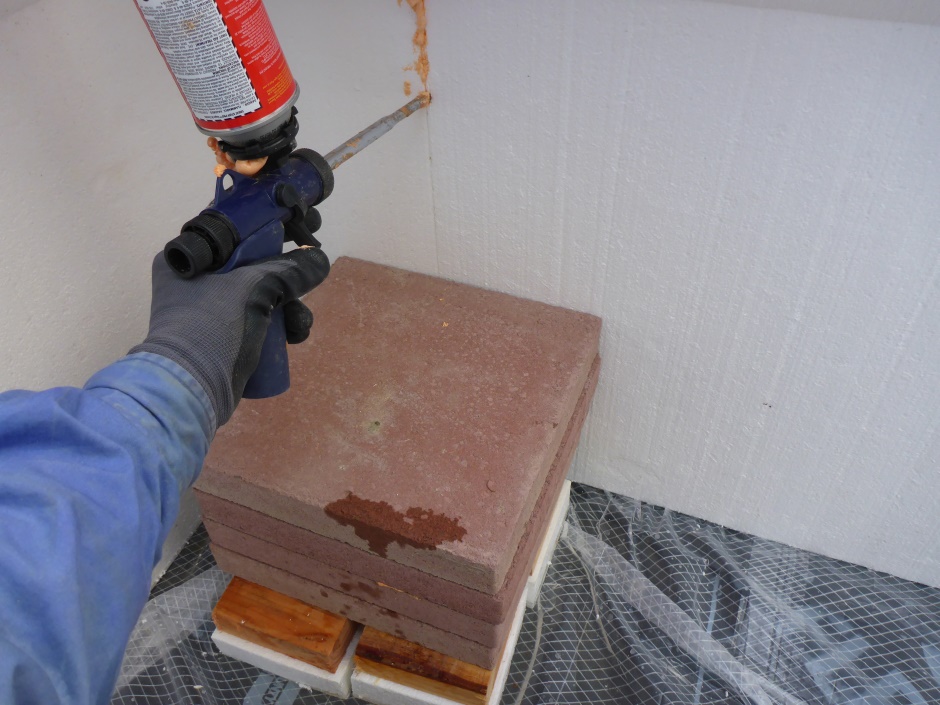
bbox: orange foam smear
[399,0,429,91]
[207,137,267,178]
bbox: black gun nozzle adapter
[220,108,300,166]
[164,212,239,278]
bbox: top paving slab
[197,257,600,592]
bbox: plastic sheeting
[111,484,940,705]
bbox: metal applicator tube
[325,94,432,170]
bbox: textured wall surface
[713,0,940,25]
[0,0,433,569]
[2,0,939,587]
[425,1,940,586]
[0,0,433,392]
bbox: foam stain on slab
[198,258,601,593]
[324,494,467,558]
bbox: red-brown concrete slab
[198,257,601,592]
[209,522,508,644]
[199,355,600,624]
[212,546,504,669]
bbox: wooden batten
[212,576,355,673]
[354,626,503,705]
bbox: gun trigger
[285,219,322,249]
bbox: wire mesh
[111,483,940,705]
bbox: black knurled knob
[164,230,214,279]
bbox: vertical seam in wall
[414,0,440,276]
[425,105,441,276]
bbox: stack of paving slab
[195,257,601,674]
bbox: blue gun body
[192,152,331,398]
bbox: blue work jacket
[0,353,215,704]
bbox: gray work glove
[131,247,330,426]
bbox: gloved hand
[130,247,330,426]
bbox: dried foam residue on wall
[399,0,429,98]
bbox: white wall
[2,1,939,587]
[0,0,433,571]
[0,0,433,391]
[425,1,940,586]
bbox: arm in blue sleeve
[0,352,216,705]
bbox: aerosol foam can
[135,0,299,158]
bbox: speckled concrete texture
[212,546,503,669]
[198,257,601,591]
[199,354,600,625]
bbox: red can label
[136,0,296,130]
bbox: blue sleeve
[0,352,216,705]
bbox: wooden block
[211,627,361,699]
[355,629,491,700]
[526,480,571,608]
[351,593,527,705]
[212,576,355,673]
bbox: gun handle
[242,307,290,398]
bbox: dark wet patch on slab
[325,492,467,558]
